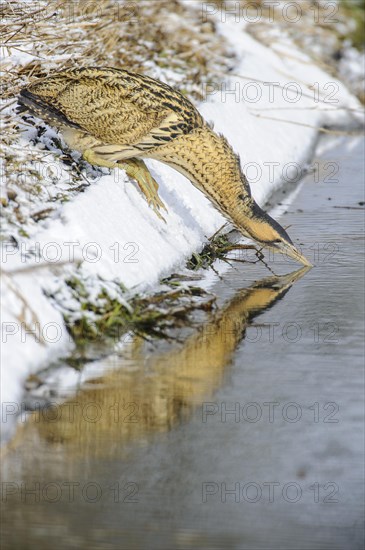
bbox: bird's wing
[130,111,194,152]
[19,68,204,151]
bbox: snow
[1,15,363,442]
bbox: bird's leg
[82,150,167,221]
[117,158,167,221]
[83,149,117,169]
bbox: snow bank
[1,15,363,440]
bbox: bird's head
[239,201,312,267]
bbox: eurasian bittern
[18,67,311,266]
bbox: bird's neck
[147,125,255,231]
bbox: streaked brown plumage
[18,67,311,266]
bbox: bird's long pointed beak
[275,241,313,267]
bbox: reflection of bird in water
[18,67,311,266]
[6,267,309,459]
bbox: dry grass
[240,0,365,102]
[1,0,233,101]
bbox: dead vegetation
[48,273,217,346]
[1,0,233,101]
[234,0,365,103]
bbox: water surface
[1,136,364,550]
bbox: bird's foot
[118,159,167,222]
